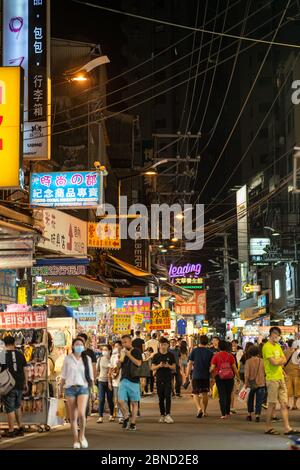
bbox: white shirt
[145,338,160,354]
[109,352,121,387]
[292,339,300,349]
[61,353,94,388]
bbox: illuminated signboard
[30,171,102,208]
[3,0,51,160]
[116,297,151,320]
[0,67,22,188]
[169,262,204,289]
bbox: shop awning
[160,280,193,301]
[106,255,157,281]
[43,275,111,295]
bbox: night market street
[1,394,299,451]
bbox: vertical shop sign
[3,0,51,160]
[0,67,23,188]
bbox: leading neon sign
[169,263,202,278]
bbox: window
[259,128,269,139]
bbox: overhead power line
[72,0,300,50]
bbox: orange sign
[175,291,206,316]
[88,222,121,249]
[0,67,22,188]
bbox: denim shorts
[118,379,140,402]
[64,385,89,398]
[2,389,23,414]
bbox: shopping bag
[212,383,219,399]
[56,398,66,419]
[238,386,250,404]
[47,398,65,427]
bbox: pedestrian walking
[0,336,28,438]
[262,326,300,436]
[186,335,213,418]
[210,340,240,419]
[132,331,145,353]
[179,340,189,381]
[151,337,176,423]
[210,336,220,354]
[59,337,94,449]
[244,345,266,422]
[145,333,160,354]
[118,335,142,431]
[284,339,300,411]
[169,338,182,397]
[109,341,123,423]
[96,344,115,423]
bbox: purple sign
[169,263,202,279]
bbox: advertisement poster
[175,291,206,316]
[88,222,121,250]
[115,297,151,320]
[150,309,171,330]
[113,313,131,335]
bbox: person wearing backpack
[0,336,28,438]
[210,340,240,419]
[118,334,142,431]
[244,345,266,422]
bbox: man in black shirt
[118,335,142,431]
[152,338,176,423]
[1,336,28,437]
[132,331,145,353]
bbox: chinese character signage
[3,0,51,160]
[0,67,23,188]
[174,277,204,290]
[30,171,102,208]
[34,208,87,256]
[88,222,121,250]
[115,297,151,320]
[169,262,204,290]
[175,291,206,316]
[113,313,131,335]
[0,310,47,329]
[150,309,171,331]
[133,313,144,324]
[31,265,87,276]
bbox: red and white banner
[0,311,47,329]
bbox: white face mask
[113,348,119,354]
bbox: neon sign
[168,263,202,278]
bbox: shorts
[192,378,210,394]
[2,389,23,414]
[118,379,140,402]
[286,375,300,398]
[64,385,89,398]
[266,379,288,404]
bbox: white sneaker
[109,416,115,422]
[159,416,165,423]
[165,414,174,424]
[80,438,88,449]
[97,417,103,423]
[73,442,81,449]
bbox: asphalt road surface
[0,394,299,450]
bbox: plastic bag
[56,398,66,419]
[47,398,65,427]
[212,383,219,399]
[238,385,250,404]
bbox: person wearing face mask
[109,341,123,423]
[96,344,115,423]
[59,337,94,449]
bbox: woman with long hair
[59,337,93,449]
[179,340,189,381]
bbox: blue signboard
[30,171,101,208]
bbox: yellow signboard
[150,308,171,331]
[134,313,144,324]
[88,222,121,249]
[0,67,22,188]
[17,287,27,305]
[113,313,131,335]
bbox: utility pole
[217,233,232,321]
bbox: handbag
[0,352,17,396]
[248,358,261,391]
[130,360,149,379]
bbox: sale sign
[0,310,47,329]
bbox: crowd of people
[1,327,300,449]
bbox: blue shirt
[189,347,213,380]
